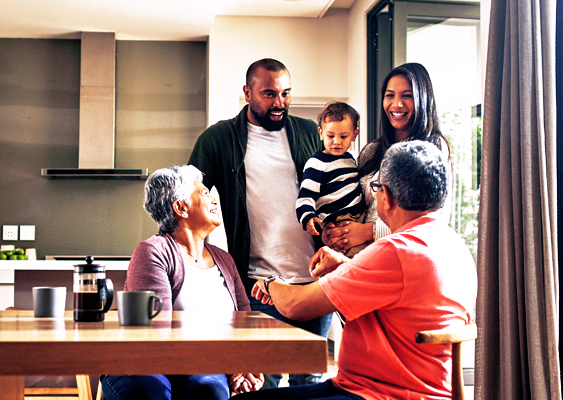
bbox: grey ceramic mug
[33,287,67,318]
[117,291,163,326]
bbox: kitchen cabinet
[0,269,14,310]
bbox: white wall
[347,0,488,147]
[480,0,490,103]
[207,9,350,126]
[207,0,487,146]
[206,9,350,250]
[347,0,375,148]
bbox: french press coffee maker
[73,256,114,322]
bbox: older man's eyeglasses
[370,180,385,192]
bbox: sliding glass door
[367,0,480,259]
[367,2,481,393]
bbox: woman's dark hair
[358,62,450,178]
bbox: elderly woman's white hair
[143,165,204,234]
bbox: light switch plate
[2,225,18,241]
[19,225,35,241]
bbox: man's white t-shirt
[245,122,316,283]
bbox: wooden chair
[25,375,92,400]
[96,380,103,400]
[415,323,477,400]
[5,307,93,400]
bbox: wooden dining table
[0,309,327,400]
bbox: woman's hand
[251,280,274,305]
[322,221,373,253]
[309,246,351,278]
[229,373,264,394]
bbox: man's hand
[321,221,350,252]
[229,373,264,394]
[322,221,373,253]
[252,273,337,321]
[251,279,274,305]
[309,246,351,278]
[306,217,322,236]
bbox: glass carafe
[73,256,113,322]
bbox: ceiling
[0,0,356,41]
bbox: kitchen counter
[0,260,129,270]
[0,261,129,310]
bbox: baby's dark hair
[317,101,360,130]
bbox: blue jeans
[246,285,333,388]
[233,379,365,400]
[101,374,229,400]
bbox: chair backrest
[415,323,477,400]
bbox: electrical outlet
[3,225,18,241]
[20,225,35,241]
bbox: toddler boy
[296,101,365,257]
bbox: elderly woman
[101,165,263,400]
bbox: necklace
[180,244,204,264]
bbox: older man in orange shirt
[237,140,477,400]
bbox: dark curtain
[475,0,560,398]
[557,0,563,388]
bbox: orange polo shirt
[319,214,477,400]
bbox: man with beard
[188,58,331,389]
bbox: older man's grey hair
[144,165,203,234]
[379,140,450,211]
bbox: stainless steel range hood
[42,32,148,180]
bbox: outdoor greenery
[441,107,482,261]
